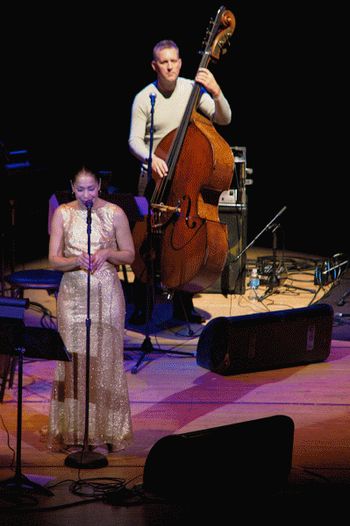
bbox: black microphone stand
[0,344,53,496]
[65,201,108,468]
[233,206,287,265]
[330,259,350,305]
[131,93,194,374]
[258,224,315,301]
[234,206,315,301]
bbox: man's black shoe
[187,313,205,324]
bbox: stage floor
[1,247,350,522]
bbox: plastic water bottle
[248,268,260,301]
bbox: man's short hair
[153,40,179,60]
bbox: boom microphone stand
[233,206,288,268]
[131,92,194,374]
[257,221,314,301]
[234,206,315,301]
[65,200,108,468]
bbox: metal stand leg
[337,289,350,306]
[0,348,53,496]
[258,224,315,302]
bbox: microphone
[149,92,157,106]
[85,200,93,226]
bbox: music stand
[0,296,71,497]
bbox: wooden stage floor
[1,247,350,522]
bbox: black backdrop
[1,2,348,263]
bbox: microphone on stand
[85,200,93,224]
[85,200,93,272]
[65,194,107,469]
[146,92,157,186]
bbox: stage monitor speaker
[143,415,294,499]
[206,205,247,295]
[196,303,333,375]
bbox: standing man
[128,39,232,325]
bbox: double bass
[132,6,236,294]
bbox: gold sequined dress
[48,202,132,452]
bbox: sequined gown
[48,203,132,452]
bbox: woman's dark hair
[71,164,99,183]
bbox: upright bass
[132,6,236,294]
